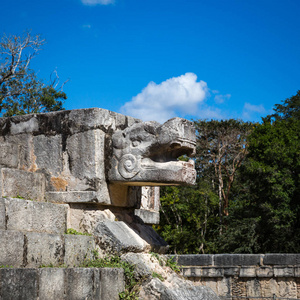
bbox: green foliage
[65,228,91,236]
[266,90,300,121]
[155,183,219,254]
[0,265,13,268]
[39,263,67,268]
[0,32,66,117]
[150,252,180,273]
[219,91,300,253]
[1,69,66,117]
[152,272,164,281]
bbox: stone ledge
[0,229,95,267]
[180,266,300,279]
[45,191,99,204]
[0,267,125,300]
[263,254,300,265]
[172,254,300,268]
[170,254,213,266]
[213,254,262,266]
[0,108,139,136]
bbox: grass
[65,228,92,236]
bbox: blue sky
[1,0,299,123]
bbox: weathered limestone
[64,234,95,266]
[100,268,126,299]
[94,220,150,253]
[0,169,45,201]
[0,268,125,300]
[2,197,67,234]
[0,268,38,300]
[0,142,20,168]
[173,254,300,298]
[0,229,95,268]
[26,232,64,267]
[134,209,160,225]
[0,108,141,205]
[109,118,197,186]
[0,198,5,230]
[39,268,65,299]
[0,230,24,266]
[0,108,213,299]
[122,253,219,300]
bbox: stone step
[0,197,67,234]
[0,267,125,300]
[0,230,95,268]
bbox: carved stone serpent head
[108,117,196,186]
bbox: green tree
[156,183,219,254]
[194,119,253,225]
[0,32,66,117]
[219,91,300,253]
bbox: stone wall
[0,267,124,299]
[171,254,300,298]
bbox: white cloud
[120,73,208,123]
[242,102,266,120]
[81,0,114,5]
[214,93,231,104]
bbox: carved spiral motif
[118,154,140,179]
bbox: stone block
[201,267,224,278]
[68,107,139,133]
[260,278,278,297]
[33,134,63,177]
[25,232,64,267]
[39,268,65,299]
[256,266,274,277]
[223,267,239,277]
[294,267,300,277]
[181,267,202,277]
[217,277,231,296]
[1,168,45,201]
[277,279,297,298]
[10,115,39,134]
[239,267,256,277]
[45,191,100,203]
[0,268,38,300]
[173,254,213,266]
[246,279,261,297]
[66,129,105,181]
[94,220,150,253]
[214,254,261,266]
[4,133,34,170]
[0,230,24,267]
[100,268,125,300]
[140,186,160,211]
[263,254,300,265]
[274,266,294,277]
[0,143,20,168]
[64,234,95,267]
[0,198,5,230]
[5,197,67,234]
[134,209,160,225]
[65,268,94,299]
